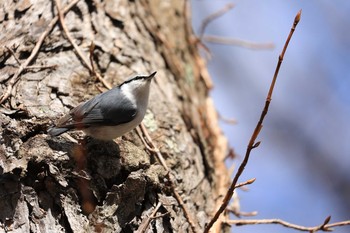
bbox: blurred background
[191,1,350,232]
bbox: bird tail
[47,127,70,137]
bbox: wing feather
[56,87,137,128]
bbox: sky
[191,1,350,232]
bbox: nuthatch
[48,71,156,140]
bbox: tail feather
[48,127,70,137]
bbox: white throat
[121,80,151,111]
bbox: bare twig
[136,202,162,233]
[5,46,57,71]
[235,178,256,189]
[5,46,21,65]
[24,65,58,70]
[55,0,88,69]
[225,217,350,232]
[89,41,96,75]
[228,210,258,218]
[55,0,112,90]
[199,3,235,38]
[225,147,238,160]
[151,211,169,219]
[139,124,167,167]
[0,0,81,104]
[204,10,302,233]
[198,4,273,51]
[139,123,198,233]
[326,220,350,229]
[226,194,258,218]
[203,35,275,50]
[218,112,237,125]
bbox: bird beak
[146,71,157,80]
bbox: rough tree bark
[0,0,229,232]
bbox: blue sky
[191,1,350,232]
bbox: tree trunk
[0,0,229,232]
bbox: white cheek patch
[120,81,141,106]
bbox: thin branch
[204,10,302,233]
[0,0,81,104]
[218,112,237,125]
[228,210,258,218]
[151,211,169,219]
[55,0,112,90]
[24,65,58,70]
[198,4,274,51]
[5,46,57,71]
[235,178,256,189]
[139,124,168,170]
[199,3,235,38]
[225,217,350,232]
[203,35,275,50]
[5,46,21,65]
[55,0,88,69]
[89,41,96,75]
[225,148,238,160]
[139,123,198,233]
[327,220,350,229]
[136,202,162,233]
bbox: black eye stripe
[122,76,144,84]
[118,72,156,87]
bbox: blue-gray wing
[56,87,137,128]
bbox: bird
[48,71,156,140]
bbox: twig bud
[295,9,302,25]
